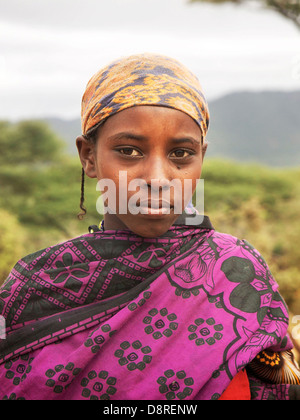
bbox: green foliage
[0,210,24,282]
[202,159,294,214]
[0,120,65,165]
[0,159,99,240]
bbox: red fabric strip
[219,370,251,400]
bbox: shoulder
[2,232,93,284]
[0,232,96,317]
[202,230,290,325]
[207,230,270,270]
[203,229,279,292]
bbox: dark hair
[78,167,87,220]
[77,121,105,220]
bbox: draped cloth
[0,214,299,400]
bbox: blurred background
[0,0,300,346]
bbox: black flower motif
[143,308,178,339]
[137,249,167,268]
[174,254,207,283]
[157,369,194,400]
[46,252,89,293]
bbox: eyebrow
[107,132,201,145]
[108,132,147,142]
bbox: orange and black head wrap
[81,53,209,140]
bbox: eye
[118,147,142,157]
[170,149,194,159]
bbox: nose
[143,156,172,192]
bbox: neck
[103,213,129,230]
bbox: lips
[139,199,174,210]
[139,206,172,215]
[135,199,174,216]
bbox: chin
[127,219,176,238]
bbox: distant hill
[42,90,300,167]
[41,117,81,155]
[205,91,300,167]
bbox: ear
[201,141,208,162]
[76,136,97,179]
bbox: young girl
[0,53,299,400]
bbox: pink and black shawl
[0,215,299,400]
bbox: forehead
[97,105,203,140]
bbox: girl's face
[77,105,207,238]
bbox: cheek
[95,150,118,180]
[181,164,203,187]
[179,165,203,204]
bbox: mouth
[137,199,174,216]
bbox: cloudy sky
[0,0,299,120]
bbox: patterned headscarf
[81,53,209,139]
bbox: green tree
[0,120,65,166]
[189,0,300,29]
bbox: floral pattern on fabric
[0,223,298,400]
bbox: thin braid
[77,122,104,220]
[78,167,87,220]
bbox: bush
[0,210,24,285]
[0,120,65,165]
